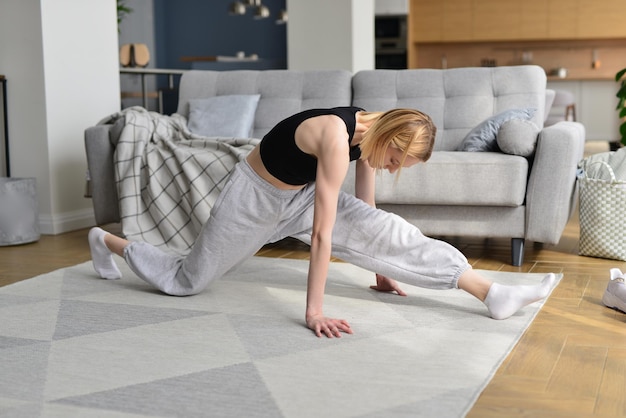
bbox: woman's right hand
[370,274,407,296]
[306,313,353,338]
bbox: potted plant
[117,0,133,27]
[616,67,626,146]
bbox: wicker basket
[578,161,626,261]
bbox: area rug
[0,256,561,418]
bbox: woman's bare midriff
[246,146,307,191]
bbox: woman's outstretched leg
[310,192,558,320]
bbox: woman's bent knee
[166,267,212,296]
[124,242,211,296]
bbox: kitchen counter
[546,73,617,82]
[411,38,626,83]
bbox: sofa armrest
[84,125,120,225]
[525,121,585,244]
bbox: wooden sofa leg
[511,238,525,266]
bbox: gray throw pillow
[187,94,261,137]
[496,118,540,157]
[457,108,537,152]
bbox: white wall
[0,1,49,212]
[287,0,374,72]
[0,0,120,234]
[350,1,375,72]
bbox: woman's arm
[355,158,376,206]
[355,157,407,296]
[305,133,353,338]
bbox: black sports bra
[259,107,364,185]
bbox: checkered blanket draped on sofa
[104,107,259,255]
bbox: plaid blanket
[110,107,259,255]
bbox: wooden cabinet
[410,0,443,42]
[577,0,626,39]
[520,0,548,39]
[442,0,472,41]
[410,0,473,42]
[410,0,626,43]
[472,0,520,41]
[547,0,578,39]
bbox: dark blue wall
[153,0,287,70]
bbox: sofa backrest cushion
[177,70,353,139]
[351,65,547,152]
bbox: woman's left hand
[306,313,353,338]
[370,274,407,296]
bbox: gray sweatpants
[123,159,470,296]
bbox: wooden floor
[1,146,625,417]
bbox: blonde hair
[358,108,436,174]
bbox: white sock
[88,227,122,280]
[484,273,556,320]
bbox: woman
[89,107,556,338]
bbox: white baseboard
[39,208,96,235]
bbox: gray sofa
[85,65,585,266]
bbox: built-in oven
[375,15,407,69]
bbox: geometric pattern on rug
[0,256,561,418]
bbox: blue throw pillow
[457,108,537,152]
[187,94,261,138]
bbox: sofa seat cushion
[373,151,529,206]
